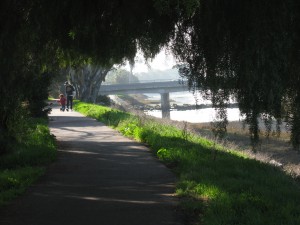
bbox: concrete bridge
[99,80,189,118]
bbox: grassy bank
[0,118,56,207]
[75,101,300,225]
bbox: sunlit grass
[74,101,300,225]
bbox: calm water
[143,91,243,123]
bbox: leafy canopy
[1,0,300,150]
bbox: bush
[96,95,111,106]
[0,118,56,207]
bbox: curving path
[0,106,182,225]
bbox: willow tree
[2,0,300,152]
[169,0,300,150]
[0,0,178,153]
[0,1,61,152]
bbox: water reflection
[143,92,243,123]
[145,108,243,123]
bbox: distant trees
[106,69,139,84]
[135,68,180,82]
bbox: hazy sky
[123,48,177,73]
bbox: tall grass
[74,102,300,225]
[0,118,56,207]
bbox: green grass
[74,101,300,225]
[0,118,56,207]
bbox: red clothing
[58,97,66,106]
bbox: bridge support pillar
[161,93,170,119]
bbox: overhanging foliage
[1,0,300,150]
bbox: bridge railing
[102,78,188,85]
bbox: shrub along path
[0,105,182,225]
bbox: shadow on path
[0,107,182,225]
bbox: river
[143,91,244,123]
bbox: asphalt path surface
[0,106,182,225]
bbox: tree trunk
[70,65,111,103]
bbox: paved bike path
[0,107,182,225]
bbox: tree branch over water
[1,0,300,151]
